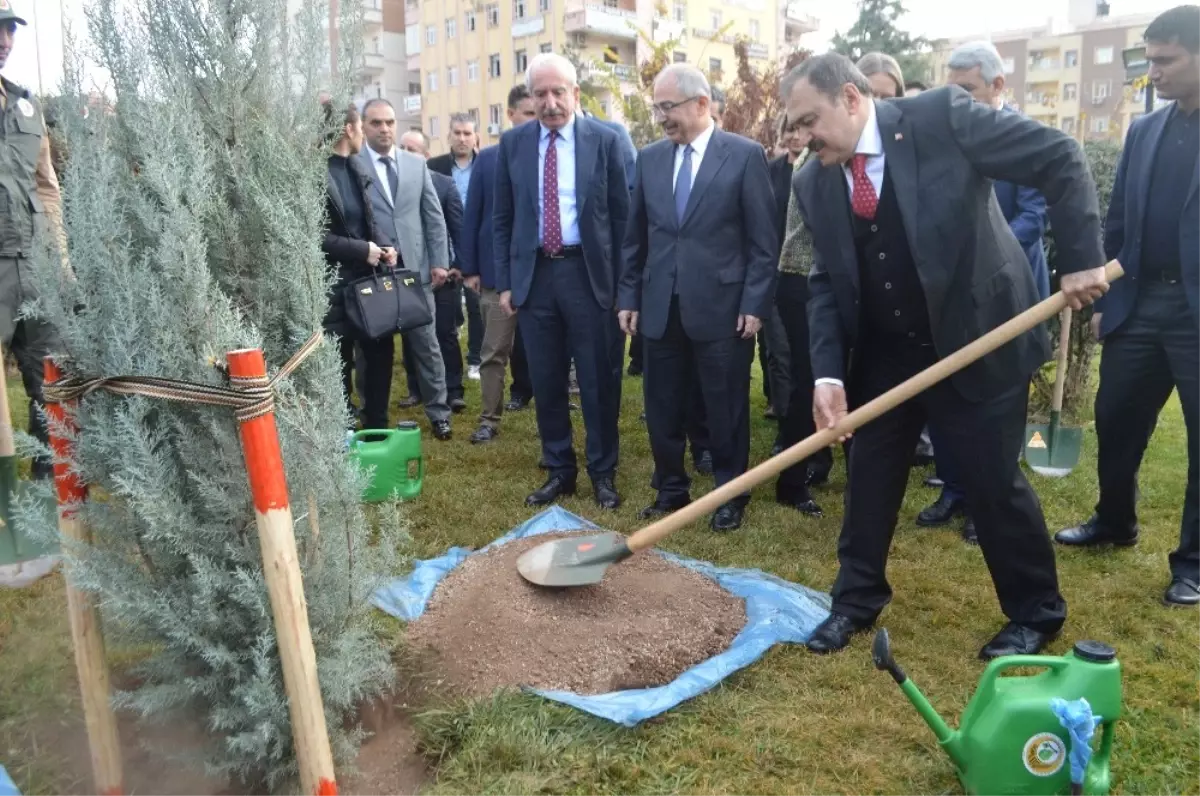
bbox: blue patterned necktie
[675,144,693,224]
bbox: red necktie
[850,153,878,220]
[542,130,562,254]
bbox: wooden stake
[226,348,337,796]
[44,356,124,796]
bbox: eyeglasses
[651,96,700,119]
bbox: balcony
[512,14,545,38]
[361,0,383,30]
[581,60,638,85]
[361,50,386,76]
[692,27,735,44]
[403,94,422,115]
[746,42,769,60]
[1024,92,1059,115]
[784,1,819,33]
[1026,52,1062,83]
[651,16,685,44]
[564,4,638,41]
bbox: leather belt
[537,244,583,260]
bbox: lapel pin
[895,132,903,140]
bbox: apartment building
[410,0,819,155]
[929,1,1166,143]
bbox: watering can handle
[624,260,1125,555]
[352,429,398,443]
[977,655,1072,700]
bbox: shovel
[517,261,1125,587]
[1024,307,1083,477]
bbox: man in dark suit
[462,84,538,444]
[398,129,467,413]
[493,52,630,509]
[919,39,1054,543]
[783,54,1108,658]
[619,63,778,532]
[1056,5,1200,607]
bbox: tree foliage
[830,0,932,85]
[721,44,812,150]
[14,0,407,790]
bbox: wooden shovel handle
[0,339,14,457]
[626,259,1124,554]
[1051,307,1072,414]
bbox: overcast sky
[1,0,1179,94]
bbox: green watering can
[873,628,1122,795]
[347,422,424,502]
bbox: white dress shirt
[818,100,885,391]
[672,118,716,190]
[537,114,581,246]
[367,144,399,204]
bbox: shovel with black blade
[517,261,1125,588]
[1024,307,1084,477]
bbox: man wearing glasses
[618,63,778,532]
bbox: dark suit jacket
[430,170,463,270]
[427,151,471,177]
[585,113,638,192]
[994,178,1050,300]
[1096,102,1200,337]
[618,127,779,342]
[322,154,382,336]
[493,115,631,309]
[768,153,794,249]
[460,144,498,288]
[795,86,1104,403]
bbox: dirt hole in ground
[405,531,747,697]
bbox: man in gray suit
[359,98,453,440]
[784,54,1109,658]
[618,63,778,533]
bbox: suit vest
[852,168,932,347]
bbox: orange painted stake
[44,357,124,796]
[226,348,337,796]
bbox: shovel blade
[1024,423,1083,478]
[516,532,633,587]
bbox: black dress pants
[775,272,823,499]
[341,333,393,430]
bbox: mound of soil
[405,531,746,697]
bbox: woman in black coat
[321,102,397,430]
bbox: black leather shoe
[592,477,621,510]
[470,425,499,444]
[710,502,744,532]
[1164,576,1200,606]
[1054,515,1138,547]
[505,397,530,411]
[979,622,1059,660]
[638,496,691,520]
[525,475,577,507]
[449,397,467,414]
[693,450,713,476]
[916,493,964,527]
[806,612,869,654]
[777,494,823,517]
[961,517,978,545]
[431,419,452,440]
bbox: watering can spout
[872,629,966,769]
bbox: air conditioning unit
[487,123,501,136]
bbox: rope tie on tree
[42,331,324,422]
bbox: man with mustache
[493,53,630,510]
[618,63,777,532]
[784,53,1107,658]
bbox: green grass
[2,353,1196,794]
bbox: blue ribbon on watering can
[1051,696,1102,791]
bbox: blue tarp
[0,764,19,796]
[371,505,832,727]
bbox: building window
[467,59,480,81]
[1065,49,1078,67]
[1061,117,1076,135]
[486,3,500,27]
[408,81,421,95]
[601,99,611,116]
[709,57,722,78]
[672,1,686,22]
[1092,79,1111,102]
[540,42,553,53]
[710,9,721,28]
[749,19,759,40]
[1090,115,1109,133]
[603,0,617,6]
[1001,57,1015,74]
[513,0,526,19]
[1094,46,1114,64]
[425,24,436,45]
[674,50,687,63]
[466,10,477,31]
[446,17,456,38]
[540,0,551,10]
[489,53,502,78]
[515,49,528,74]
[448,65,459,86]
[430,116,440,138]
[468,108,480,126]
[489,103,502,127]
[1063,82,1077,100]
[427,70,438,91]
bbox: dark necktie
[850,153,878,220]
[542,130,562,254]
[675,144,693,224]
[382,155,400,204]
